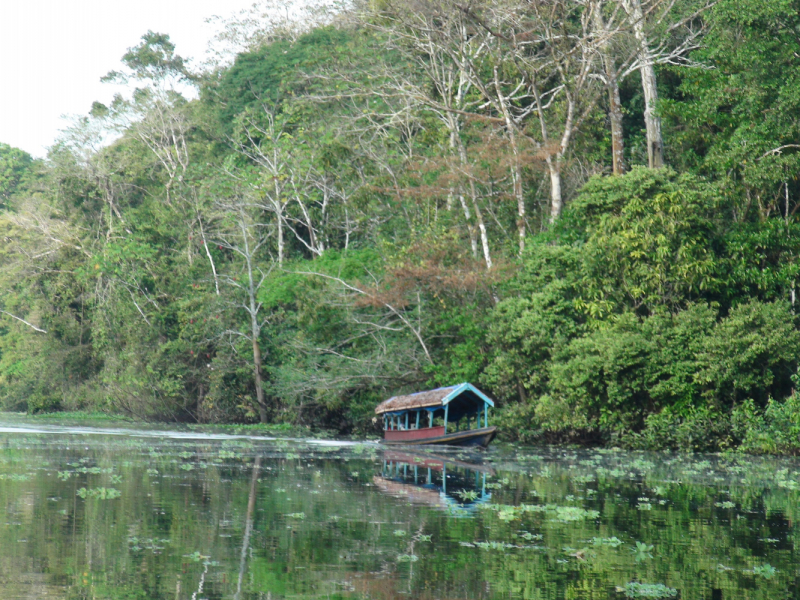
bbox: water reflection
[375,450,494,512]
[0,422,799,598]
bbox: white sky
[0,0,259,158]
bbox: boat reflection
[374,450,495,513]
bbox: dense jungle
[2,0,800,453]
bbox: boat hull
[382,426,497,449]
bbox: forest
[1,0,800,453]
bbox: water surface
[0,420,796,599]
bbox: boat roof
[375,383,494,415]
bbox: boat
[375,383,497,448]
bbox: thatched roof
[375,383,494,415]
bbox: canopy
[375,383,494,415]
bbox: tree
[213,193,276,423]
[0,144,34,208]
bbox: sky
[0,0,259,158]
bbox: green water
[0,422,797,599]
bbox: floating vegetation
[460,541,518,551]
[128,537,170,552]
[396,554,418,562]
[621,583,678,598]
[633,542,654,562]
[480,503,600,523]
[591,536,623,547]
[454,489,479,502]
[552,506,601,522]
[184,551,209,562]
[76,487,121,500]
[0,473,31,481]
[752,564,777,579]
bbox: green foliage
[576,170,722,315]
[0,143,34,206]
[662,0,800,216]
[482,244,584,402]
[695,300,800,406]
[3,3,800,452]
[208,27,354,134]
[732,392,800,455]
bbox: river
[0,419,795,598]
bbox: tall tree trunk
[593,2,626,175]
[608,77,626,174]
[494,68,526,254]
[449,119,480,259]
[252,338,267,423]
[547,159,563,224]
[623,0,664,168]
[243,220,268,423]
[454,132,493,269]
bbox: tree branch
[0,310,47,333]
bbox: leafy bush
[621,406,734,453]
[695,300,800,407]
[732,393,800,455]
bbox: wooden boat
[375,383,498,448]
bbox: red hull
[384,426,445,443]
[382,426,497,448]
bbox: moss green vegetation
[2,0,800,453]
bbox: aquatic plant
[752,564,777,579]
[591,536,623,547]
[455,489,479,502]
[552,506,600,522]
[0,474,31,481]
[397,554,418,562]
[473,541,517,550]
[633,542,654,562]
[76,487,121,500]
[621,582,677,598]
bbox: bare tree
[214,198,274,423]
[357,4,499,264]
